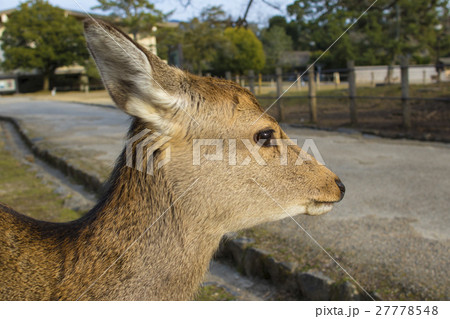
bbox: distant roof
[279,51,311,67]
[439,57,450,66]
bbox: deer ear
[84,19,185,130]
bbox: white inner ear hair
[89,27,185,128]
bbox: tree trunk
[43,75,50,91]
[386,64,393,84]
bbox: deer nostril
[335,179,345,201]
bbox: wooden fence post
[296,72,301,91]
[347,60,357,125]
[333,72,340,89]
[248,70,255,94]
[235,74,240,85]
[308,67,317,123]
[258,73,262,95]
[80,74,89,93]
[276,67,283,121]
[316,70,321,88]
[401,57,411,130]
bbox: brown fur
[0,20,344,300]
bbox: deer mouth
[306,201,335,216]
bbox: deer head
[84,20,344,234]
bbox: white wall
[354,65,445,84]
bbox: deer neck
[70,135,221,300]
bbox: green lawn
[195,285,236,301]
[0,136,80,222]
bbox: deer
[0,20,345,300]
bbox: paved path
[0,97,448,299]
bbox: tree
[92,0,165,40]
[1,0,89,90]
[261,26,293,72]
[287,0,358,68]
[181,6,232,74]
[215,27,266,74]
[268,15,301,50]
[286,0,449,68]
[155,24,183,62]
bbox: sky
[0,0,292,26]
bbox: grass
[0,137,81,223]
[195,284,236,301]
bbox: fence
[223,61,450,142]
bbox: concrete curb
[216,235,380,301]
[66,101,116,110]
[0,115,104,196]
[0,114,379,301]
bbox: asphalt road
[1,97,448,299]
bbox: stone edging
[0,114,379,301]
[66,101,116,110]
[0,115,103,195]
[215,236,380,301]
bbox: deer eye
[254,129,275,147]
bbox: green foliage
[157,5,266,75]
[412,55,432,65]
[268,15,302,50]
[285,0,449,68]
[261,26,293,72]
[1,0,89,87]
[155,24,182,62]
[175,5,265,74]
[84,58,101,80]
[195,285,236,301]
[180,6,231,74]
[216,27,266,74]
[92,0,164,40]
[0,137,82,222]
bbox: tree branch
[261,0,283,12]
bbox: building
[0,7,161,93]
[438,57,450,79]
